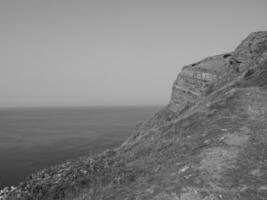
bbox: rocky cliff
[5,31,267,200]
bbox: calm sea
[0,106,160,188]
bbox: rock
[169,53,232,113]
[5,31,267,200]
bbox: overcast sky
[0,0,266,107]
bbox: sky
[0,0,266,107]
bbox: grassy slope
[7,81,267,200]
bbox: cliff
[5,31,267,200]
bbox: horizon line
[0,104,164,110]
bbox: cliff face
[6,31,267,200]
[130,31,267,135]
[170,54,231,113]
[169,31,267,114]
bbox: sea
[0,106,160,188]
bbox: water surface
[0,106,160,188]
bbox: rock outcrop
[129,31,267,135]
[6,31,267,200]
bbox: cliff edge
[6,31,267,200]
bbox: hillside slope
[6,31,267,200]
